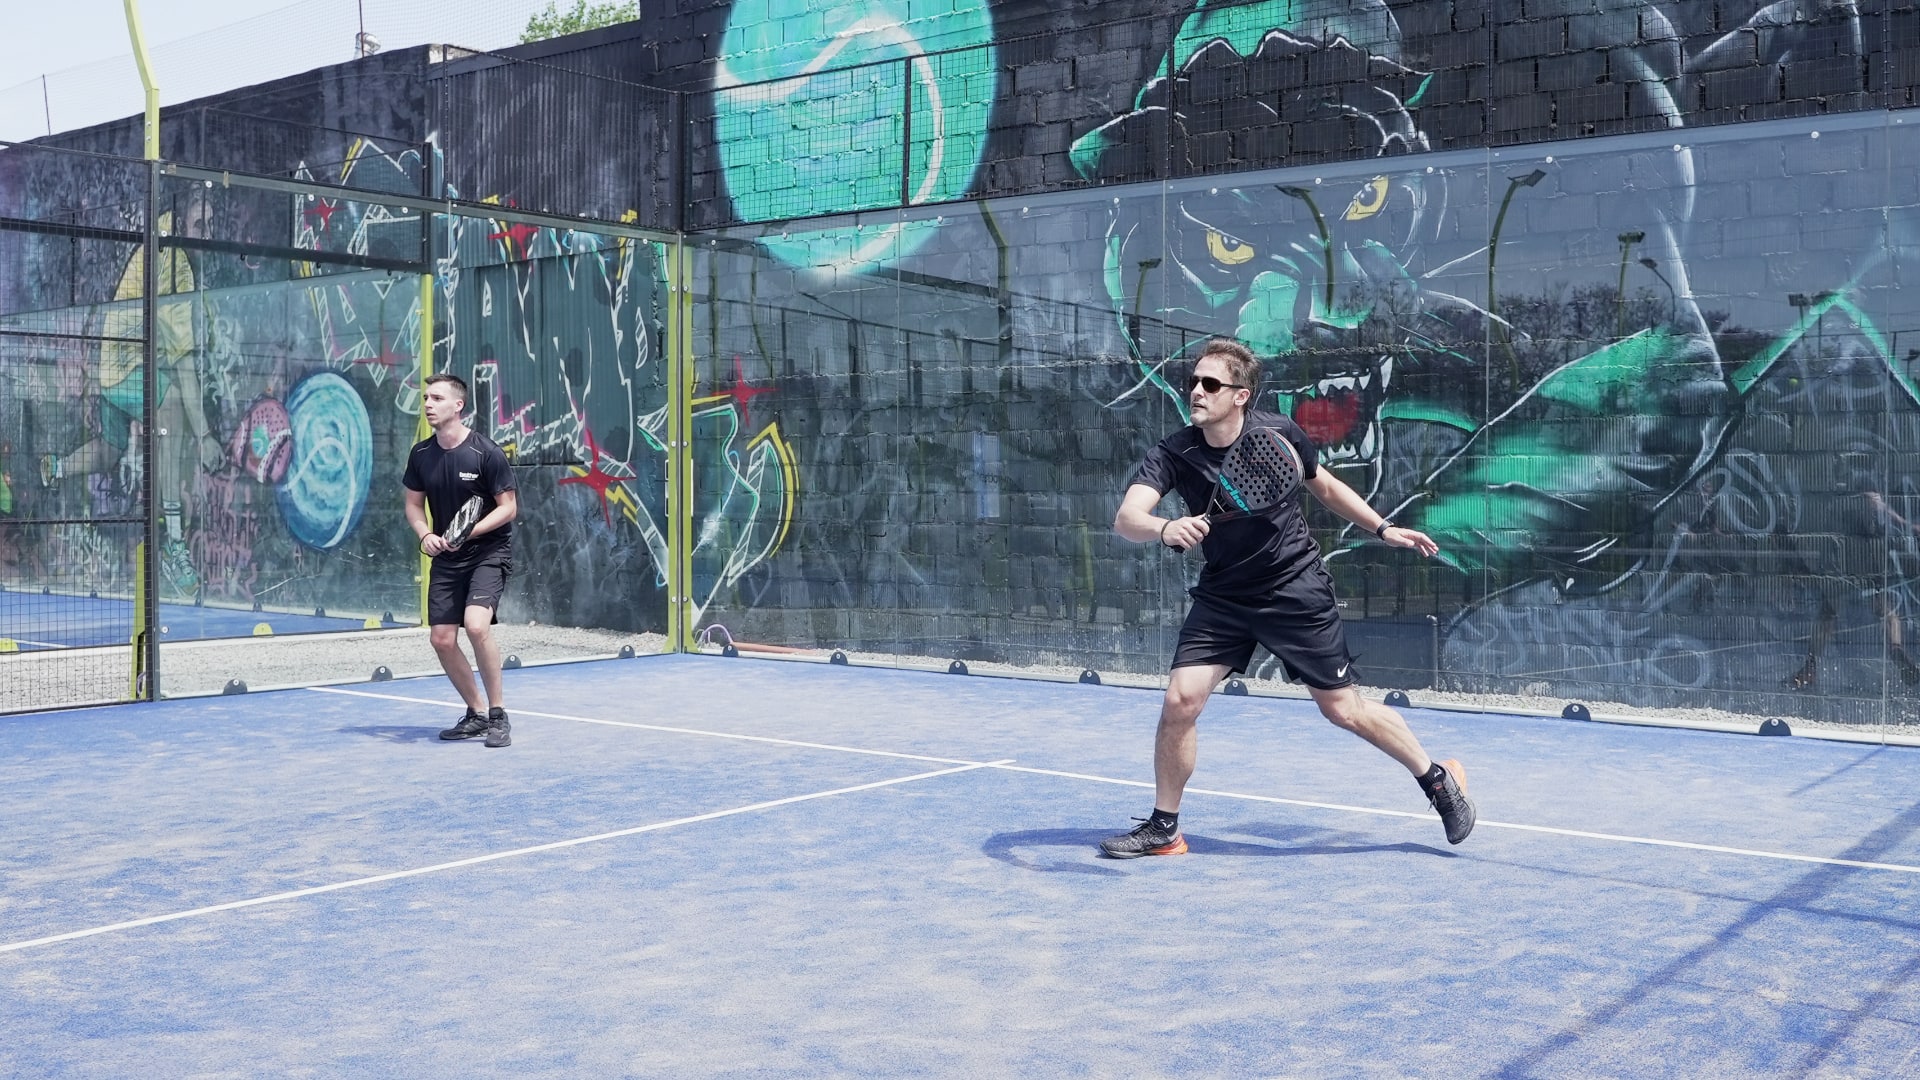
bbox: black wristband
[1374,520,1395,539]
[1160,519,1174,546]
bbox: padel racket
[1171,425,1305,552]
[439,495,485,551]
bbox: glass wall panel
[1411,116,1908,733]
[0,143,152,710]
[688,188,1191,678]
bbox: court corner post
[136,160,161,701]
[122,0,160,162]
[665,237,695,653]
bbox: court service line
[312,688,1920,877]
[0,760,1008,955]
[311,686,985,767]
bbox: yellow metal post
[124,0,160,695]
[665,239,696,652]
[122,0,160,161]
[130,542,147,698]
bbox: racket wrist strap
[1374,520,1395,539]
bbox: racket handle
[1166,514,1210,554]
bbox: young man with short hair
[403,373,519,747]
[1102,338,1474,857]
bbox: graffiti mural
[9,0,1920,721]
[1,120,799,634]
[713,0,996,272]
[273,371,375,551]
[694,0,1920,723]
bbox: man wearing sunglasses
[1102,338,1474,857]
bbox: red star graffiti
[725,355,775,428]
[487,200,540,259]
[557,423,623,526]
[303,197,339,232]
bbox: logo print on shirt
[459,471,480,481]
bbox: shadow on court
[1493,800,1920,1078]
[336,725,445,743]
[982,823,1450,874]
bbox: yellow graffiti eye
[1343,175,1390,221]
[1206,229,1255,266]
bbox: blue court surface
[3,655,1918,1078]
[0,589,391,650]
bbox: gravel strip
[10,628,1919,744]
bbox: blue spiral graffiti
[274,372,373,550]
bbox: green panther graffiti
[1074,0,1918,596]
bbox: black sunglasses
[1187,374,1247,395]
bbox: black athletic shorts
[1172,562,1355,689]
[426,543,512,627]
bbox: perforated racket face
[442,495,484,549]
[1210,427,1302,520]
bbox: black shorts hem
[1169,567,1355,691]
[427,547,512,627]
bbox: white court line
[313,686,1920,877]
[0,760,1008,955]
[992,764,1920,875]
[312,686,983,767]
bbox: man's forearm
[1115,507,1172,545]
[1309,476,1388,532]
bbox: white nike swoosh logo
[1334,665,1349,678]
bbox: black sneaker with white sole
[484,706,511,748]
[439,709,490,741]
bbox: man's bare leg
[464,604,510,747]
[465,605,505,709]
[1154,663,1232,812]
[430,625,485,713]
[1101,663,1231,858]
[1310,683,1476,844]
[1308,684,1431,775]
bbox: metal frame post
[138,161,161,699]
[900,57,913,208]
[665,238,696,652]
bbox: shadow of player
[983,824,1451,875]
[337,725,445,743]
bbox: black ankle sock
[1148,808,1179,831]
[1416,763,1446,791]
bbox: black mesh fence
[431,48,678,229]
[0,142,153,712]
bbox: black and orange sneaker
[1425,759,1476,845]
[1099,816,1188,859]
[439,709,490,741]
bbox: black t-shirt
[1131,410,1321,600]
[402,429,515,561]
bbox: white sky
[18,1,302,75]
[0,0,555,141]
